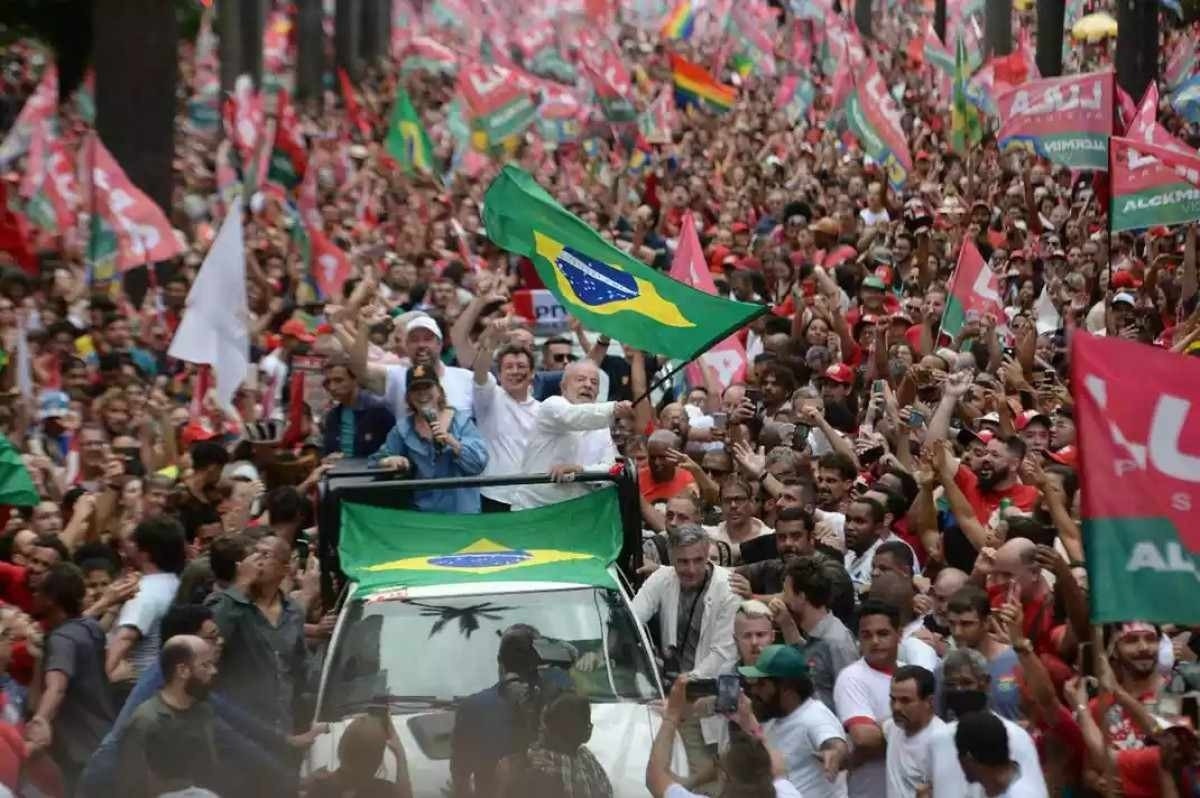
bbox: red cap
[1111,270,1143,290]
[280,319,316,343]
[181,421,218,447]
[822,363,854,385]
[1045,446,1077,467]
[731,222,750,234]
[1016,409,1051,431]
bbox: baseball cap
[1111,270,1143,290]
[406,363,439,390]
[280,319,316,343]
[406,316,443,339]
[957,426,994,448]
[1016,409,1051,431]
[1112,291,1137,306]
[861,275,887,291]
[37,390,70,421]
[738,644,810,680]
[822,363,854,385]
[978,412,1001,427]
[1045,445,1077,466]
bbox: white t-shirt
[833,658,893,798]
[927,714,1048,798]
[115,572,181,678]
[666,778,802,798]
[472,376,539,504]
[764,698,847,798]
[383,364,475,417]
[898,636,940,673]
[860,207,891,227]
[883,716,946,798]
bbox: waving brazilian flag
[385,88,437,176]
[483,166,766,361]
[340,489,623,596]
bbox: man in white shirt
[739,645,848,798]
[472,327,539,511]
[510,360,630,509]
[928,710,1047,798]
[351,315,476,416]
[833,600,902,798]
[883,665,945,798]
[844,497,909,597]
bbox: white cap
[405,316,443,339]
[1112,291,1136,306]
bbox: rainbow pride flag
[670,54,735,113]
[660,0,696,41]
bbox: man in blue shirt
[320,353,395,458]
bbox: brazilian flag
[950,36,982,156]
[483,165,766,361]
[340,489,623,597]
[0,436,39,507]
[385,88,437,176]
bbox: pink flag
[87,135,185,270]
[669,213,749,389]
[0,64,57,167]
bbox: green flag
[951,36,982,155]
[385,89,437,176]
[339,488,623,597]
[0,436,39,507]
[482,165,766,361]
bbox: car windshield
[320,585,660,719]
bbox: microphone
[420,406,444,453]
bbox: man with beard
[511,360,631,509]
[1090,622,1166,751]
[115,635,220,797]
[815,452,855,515]
[818,364,858,433]
[760,363,797,420]
[883,665,943,798]
[730,508,855,626]
[769,555,859,711]
[739,645,848,798]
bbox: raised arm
[350,317,389,396]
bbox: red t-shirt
[638,466,696,502]
[1116,747,1161,798]
[954,464,1041,528]
[1031,704,1086,786]
[0,563,33,615]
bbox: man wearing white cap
[351,314,475,418]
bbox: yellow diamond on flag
[365,538,595,575]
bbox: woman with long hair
[368,364,488,512]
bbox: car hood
[305,701,686,797]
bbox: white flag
[168,209,249,408]
[1034,285,1062,335]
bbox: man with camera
[632,524,740,792]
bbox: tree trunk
[217,0,242,92]
[854,0,873,38]
[984,0,1012,56]
[93,0,178,304]
[240,0,266,87]
[296,0,325,102]
[934,0,947,43]
[335,0,362,82]
[1116,0,1157,102]
[1035,0,1065,77]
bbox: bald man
[116,635,219,797]
[921,567,969,645]
[989,539,1056,656]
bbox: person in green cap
[739,645,848,798]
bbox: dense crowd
[0,0,1197,796]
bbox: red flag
[273,89,309,182]
[223,75,263,166]
[337,68,372,138]
[941,240,1005,337]
[1070,332,1200,623]
[87,135,184,270]
[297,161,322,229]
[308,226,351,300]
[668,213,749,389]
[0,182,36,274]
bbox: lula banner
[1072,333,1200,624]
[1110,86,1200,231]
[844,59,913,190]
[997,71,1113,171]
